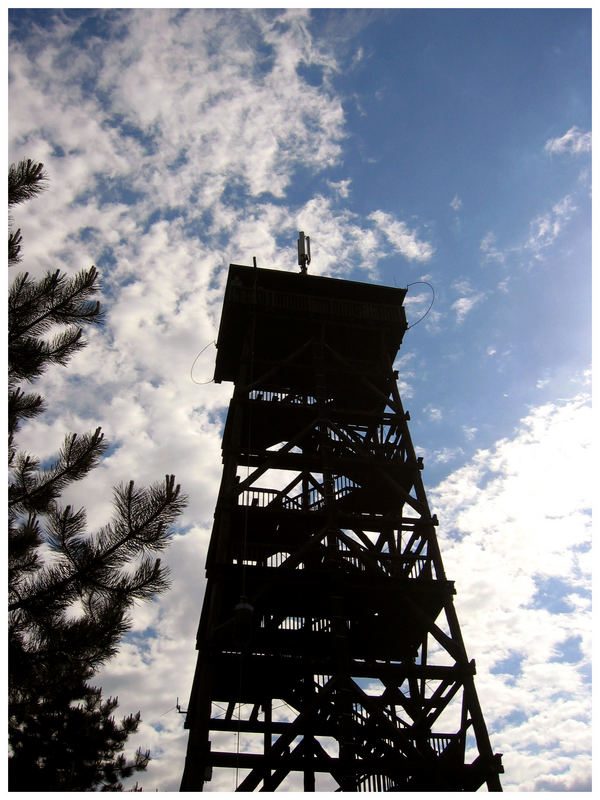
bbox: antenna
[297,231,311,274]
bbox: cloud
[393,352,416,399]
[480,188,581,270]
[451,295,482,323]
[352,46,364,67]
[526,194,576,254]
[569,368,591,388]
[480,231,505,265]
[327,178,352,199]
[424,404,442,421]
[544,126,591,155]
[450,194,462,212]
[462,424,478,440]
[450,278,485,324]
[430,446,464,464]
[429,390,591,791]
[10,9,346,267]
[368,210,435,262]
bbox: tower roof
[214,264,408,384]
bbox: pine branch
[10,596,130,675]
[45,504,88,555]
[8,266,103,346]
[9,328,86,385]
[112,474,187,550]
[9,387,45,427]
[9,267,104,341]
[9,512,43,587]
[9,428,107,514]
[9,229,23,265]
[9,474,186,617]
[9,387,45,435]
[8,159,47,206]
[8,268,104,386]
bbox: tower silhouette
[181,248,503,791]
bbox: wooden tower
[180,250,503,791]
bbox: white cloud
[430,390,592,791]
[570,368,591,388]
[451,278,472,295]
[403,290,429,308]
[450,194,462,212]
[424,404,442,421]
[393,353,416,399]
[10,10,346,270]
[544,126,591,155]
[327,178,352,199]
[352,46,364,67]
[462,424,478,440]
[450,278,485,323]
[480,187,582,270]
[422,308,442,333]
[451,295,481,325]
[577,166,590,185]
[430,445,464,464]
[368,210,435,262]
[480,231,505,264]
[526,194,576,254]
[450,292,485,325]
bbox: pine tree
[8,160,187,790]
[8,158,46,264]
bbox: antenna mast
[297,231,311,274]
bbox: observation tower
[180,235,503,791]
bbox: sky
[8,6,592,793]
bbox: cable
[190,339,216,385]
[405,281,435,329]
[235,271,258,791]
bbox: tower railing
[229,284,405,325]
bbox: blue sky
[8,7,591,792]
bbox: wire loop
[190,340,216,385]
[406,281,435,329]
